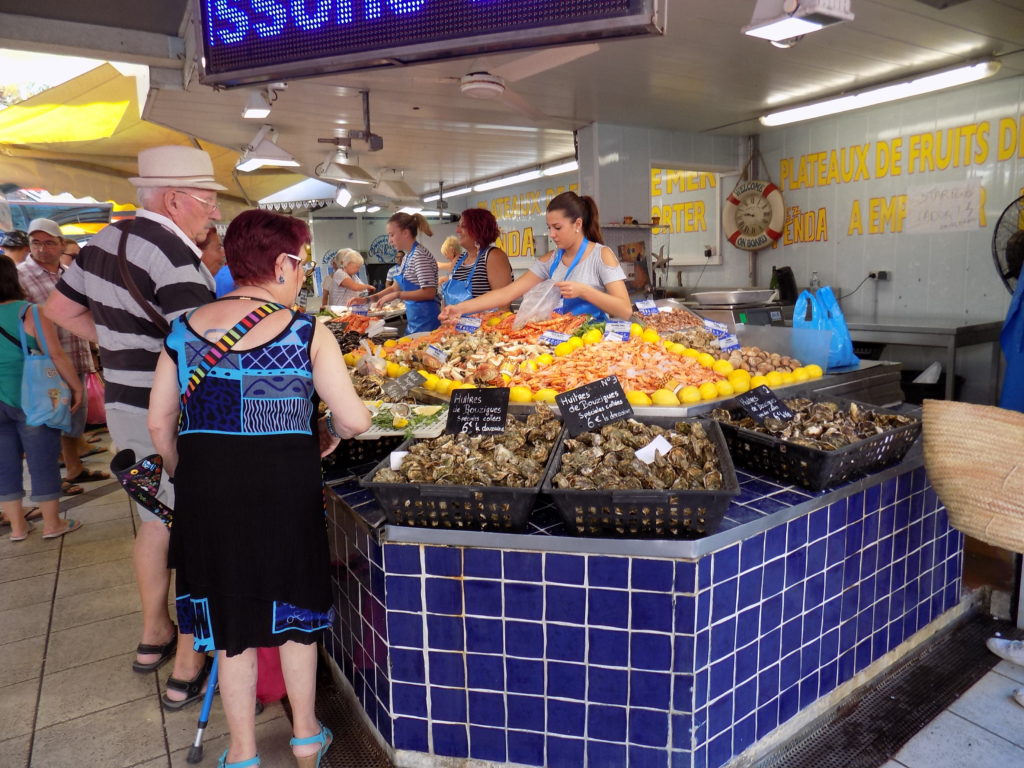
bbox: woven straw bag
[923,399,1024,553]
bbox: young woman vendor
[362,213,440,333]
[439,191,631,322]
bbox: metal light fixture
[314,146,375,185]
[235,125,299,172]
[334,184,352,207]
[743,0,854,43]
[242,83,285,119]
[366,204,382,213]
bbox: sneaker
[1013,689,1024,709]
[986,637,1024,665]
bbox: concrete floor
[2,442,1024,768]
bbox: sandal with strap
[161,655,213,711]
[290,722,333,768]
[132,623,177,673]
[217,751,259,767]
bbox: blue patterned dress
[165,308,334,656]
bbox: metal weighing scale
[685,289,792,330]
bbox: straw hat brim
[128,177,227,191]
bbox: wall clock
[723,180,784,251]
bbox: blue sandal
[216,751,259,767]
[290,722,333,768]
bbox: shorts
[0,401,61,502]
[106,407,175,524]
[62,374,88,438]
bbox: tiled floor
[3,450,1024,768]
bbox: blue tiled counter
[324,456,963,768]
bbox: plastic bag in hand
[513,279,563,330]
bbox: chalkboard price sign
[446,388,511,435]
[555,376,634,437]
[381,370,427,399]
[735,386,795,424]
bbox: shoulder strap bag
[18,304,73,432]
[117,224,172,336]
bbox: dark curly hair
[0,255,25,301]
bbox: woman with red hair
[440,207,513,306]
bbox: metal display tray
[691,289,777,306]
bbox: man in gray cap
[45,145,224,709]
[1,230,29,264]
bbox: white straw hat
[129,146,227,191]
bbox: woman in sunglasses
[148,209,369,768]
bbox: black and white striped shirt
[55,212,215,413]
[449,246,509,297]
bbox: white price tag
[604,320,631,341]
[455,316,483,333]
[350,304,368,316]
[703,318,730,338]
[635,300,659,316]
[538,331,572,346]
[720,334,741,352]
[425,344,448,362]
[635,435,673,464]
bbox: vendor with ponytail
[364,212,440,333]
[440,191,631,323]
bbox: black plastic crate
[541,417,739,539]
[713,395,921,491]
[323,436,406,474]
[360,422,564,531]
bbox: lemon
[641,328,661,344]
[698,382,720,400]
[765,371,784,388]
[712,359,734,375]
[663,379,681,392]
[434,379,454,395]
[419,371,438,390]
[536,353,554,367]
[582,328,603,345]
[554,341,574,357]
[780,371,795,385]
[696,352,716,368]
[792,368,809,382]
[749,374,768,389]
[383,339,398,348]
[413,405,443,417]
[730,378,750,394]
[682,348,700,359]
[520,360,538,374]
[626,390,653,406]
[715,379,735,397]
[452,383,477,390]
[486,315,503,326]
[399,336,412,344]
[343,352,358,367]
[679,386,702,404]
[533,388,558,404]
[728,369,751,385]
[804,363,824,378]
[669,342,687,355]
[386,361,403,378]
[509,386,534,403]
[630,322,644,338]
[650,389,679,406]
[392,416,410,429]
[501,373,512,385]
[567,336,584,350]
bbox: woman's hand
[317,416,341,458]
[69,386,85,413]
[555,281,590,300]
[439,304,463,322]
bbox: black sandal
[161,655,214,711]
[132,624,177,673]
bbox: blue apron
[396,243,440,334]
[548,239,607,321]
[1000,277,1024,412]
[440,246,489,306]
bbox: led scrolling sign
[199,0,661,86]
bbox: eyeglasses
[177,190,220,213]
[285,253,316,277]
[30,239,62,248]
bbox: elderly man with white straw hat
[45,145,224,710]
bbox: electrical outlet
[869,270,891,281]
[703,245,715,259]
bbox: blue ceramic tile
[699,556,713,590]
[672,711,694,750]
[804,573,825,609]
[469,690,505,727]
[726,505,766,526]
[733,712,757,756]
[390,649,425,684]
[775,490,811,507]
[590,555,629,588]
[633,632,673,671]
[826,531,845,567]
[590,703,628,743]
[633,744,672,767]
[384,544,421,574]
[806,539,827,576]
[590,741,628,767]
[426,577,463,616]
[505,582,543,621]
[547,735,585,768]
[821,627,840,664]
[633,592,674,633]
[711,578,738,623]
[676,561,697,594]
[714,545,740,582]
[676,593,697,635]
[710,620,736,663]
[787,516,809,550]
[393,716,428,752]
[785,548,806,588]
[633,558,675,592]
[466,617,503,655]
[802,607,824,646]
[504,551,543,582]
[675,635,695,673]
[674,672,696,712]
[631,669,672,709]
[845,521,864,557]
[464,580,502,617]
[756,699,779,740]
[387,611,423,648]
[738,571,762,608]
[800,640,821,678]
[757,663,780,705]
[736,606,759,648]
[549,661,586,700]
[822,595,842,629]
[432,723,468,758]
[847,492,865,524]
[736,641,759,685]
[750,496,787,515]
[590,588,630,629]
[827,500,846,530]
[547,623,586,662]
[463,548,502,579]
[740,535,766,572]
[507,693,545,731]
[808,507,829,542]
[546,585,586,624]
[425,546,461,576]
[743,477,781,496]
[427,614,463,651]
[780,650,800,691]
[759,628,782,671]
[696,630,710,670]
[709,657,734,700]
[506,619,544,658]
[799,673,819,709]
[508,730,545,767]
[546,553,585,585]
[629,709,670,749]
[467,653,505,691]
[838,648,856,684]
[708,692,734,737]
[592,627,630,667]
[698,591,711,627]
[392,682,427,718]
[431,686,467,722]
[778,682,800,722]
[428,650,465,687]
[783,584,803,622]
[385,575,422,613]
[762,559,785,599]
[548,699,586,737]
[590,666,629,705]
[370,566,386,602]
[470,725,507,763]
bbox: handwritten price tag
[555,376,634,437]
[735,385,795,424]
[445,388,510,435]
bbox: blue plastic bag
[793,287,860,370]
[999,277,1024,412]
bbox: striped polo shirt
[55,212,215,413]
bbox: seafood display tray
[323,435,406,471]
[714,396,921,491]
[541,417,739,539]
[355,404,447,440]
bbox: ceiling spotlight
[353,203,368,213]
[770,35,804,49]
[242,90,272,119]
[398,205,423,214]
[235,125,299,172]
[376,179,418,200]
[315,150,375,185]
[335,184,352,207]
[744,0,853,43]
[366,205,382,213]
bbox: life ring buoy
[723,180,785,251]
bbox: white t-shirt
[328,270,363,305]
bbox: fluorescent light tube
[353,204,367,213]
[398,205,423,214]
[473,169,543,192]
[761,60,1001,126]
[543,160,578,176]
[367,205,381,213]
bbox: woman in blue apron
[999,231,1024,412]
[439,191,631,323]
[440,208,513,307]
[365,213,440,334]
